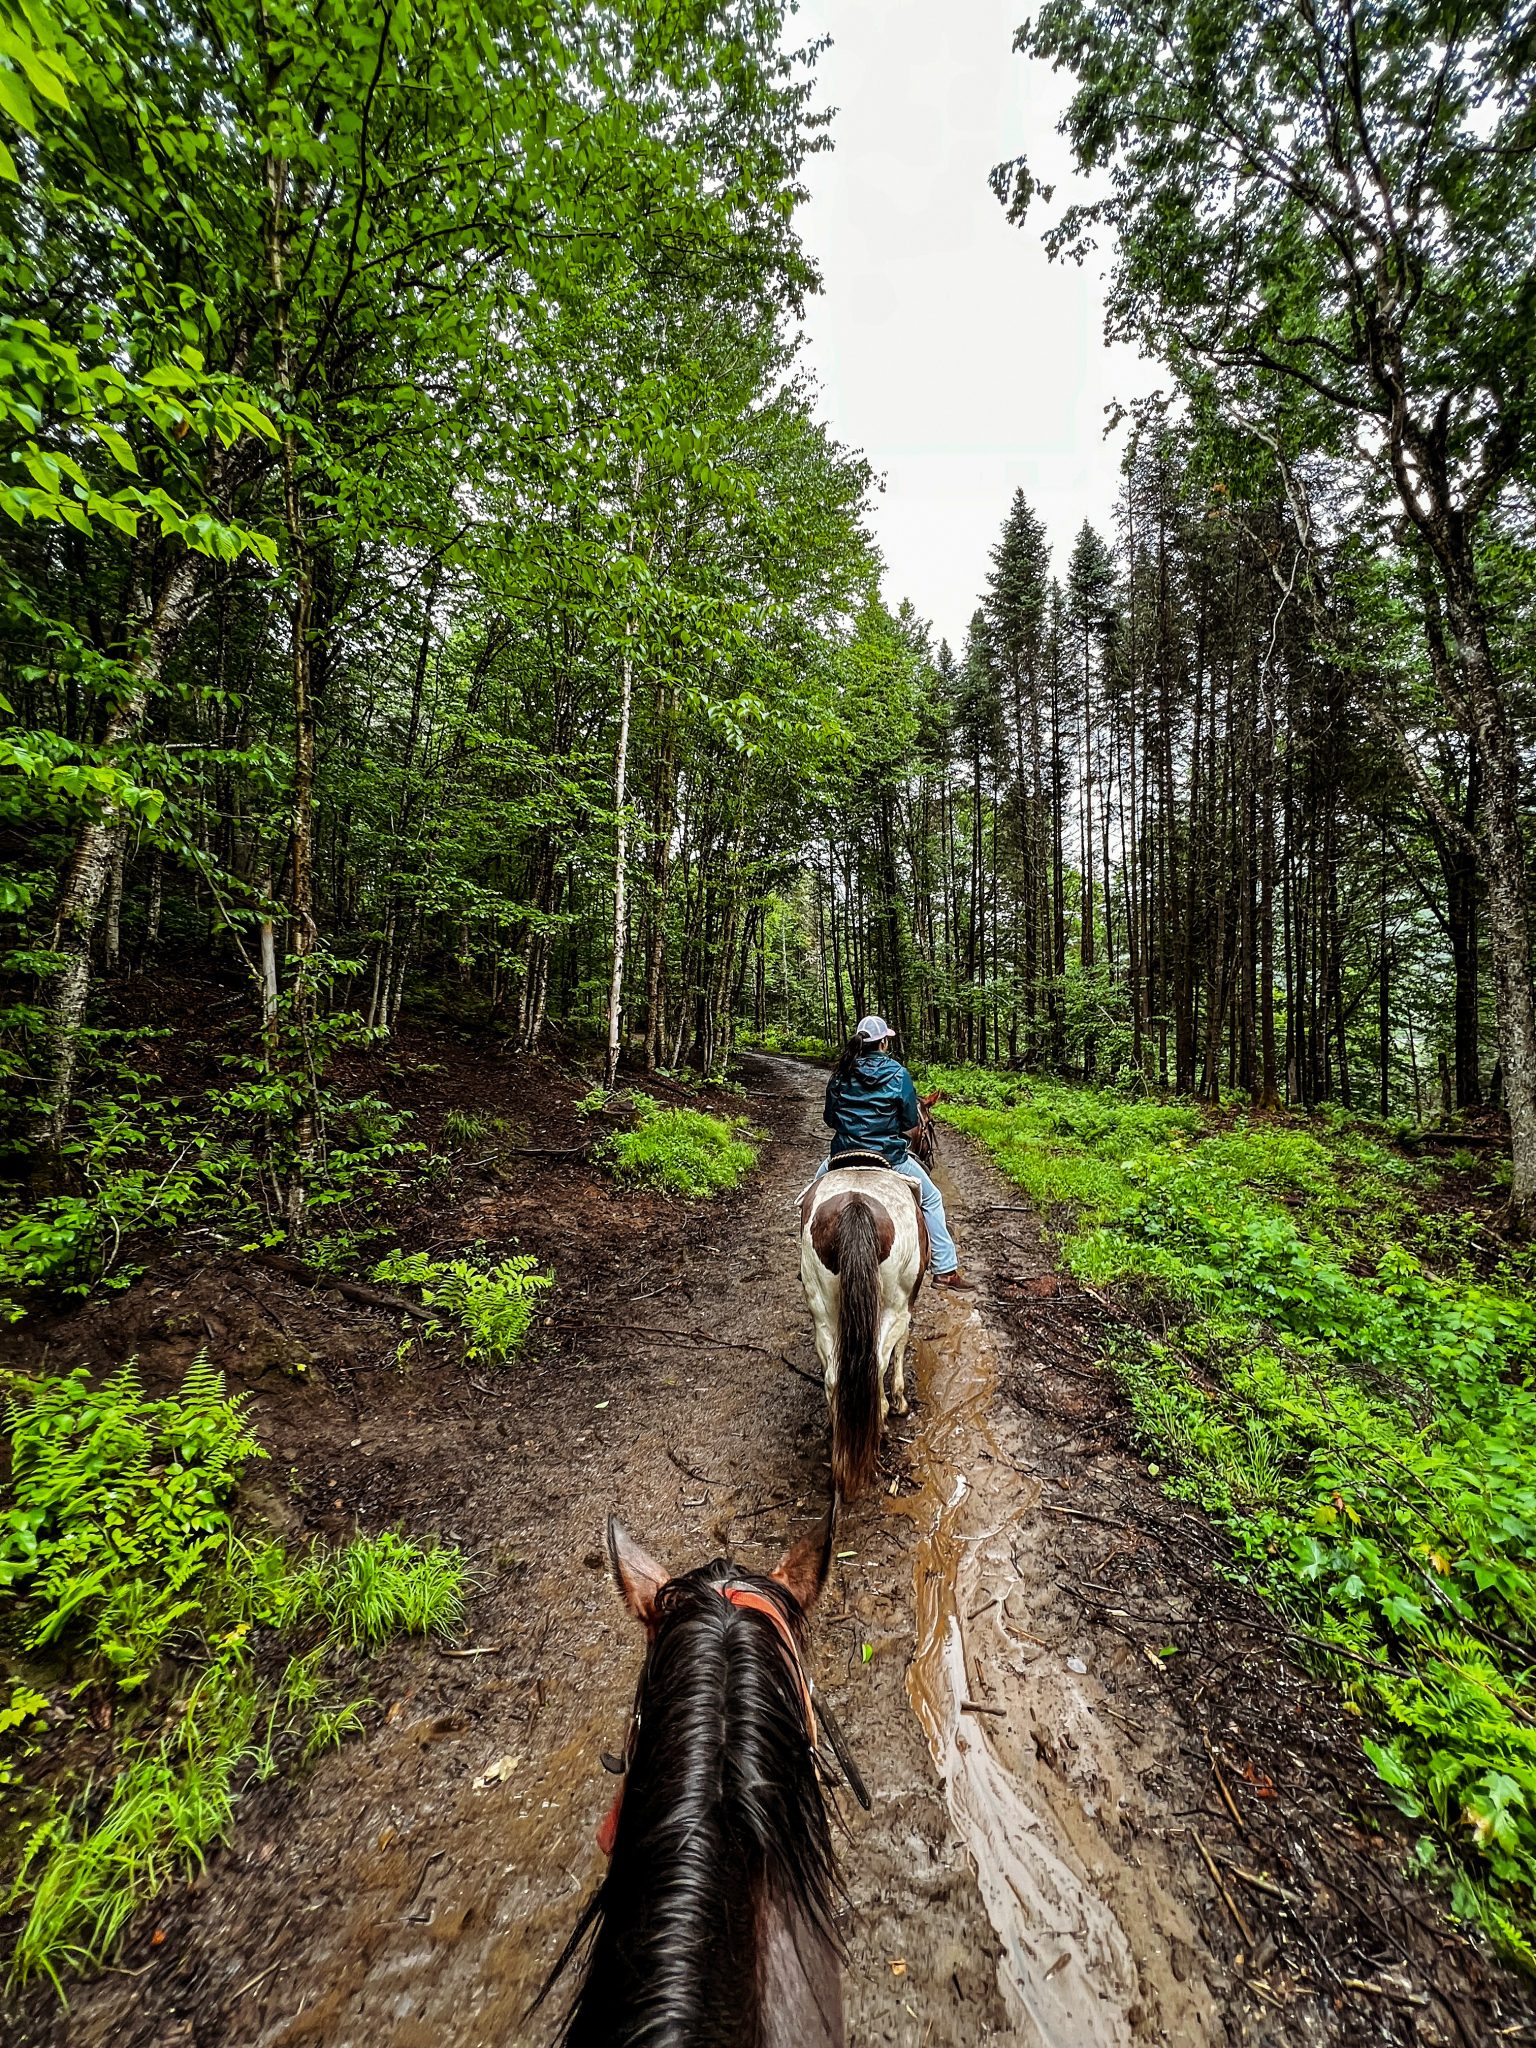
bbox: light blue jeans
[813,1153,958,1274]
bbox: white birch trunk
[604,629,635,1092]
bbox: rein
[595,1581,842,1856]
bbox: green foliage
[0,1039,422,1317]
[7,1662,256,1994]
[238,1529,463,1650]
[0,1356,263,1686]
[0,1361,469,1991]
[604,1094,759,1199]
[370,1246,551,1362]
[943,1072,1536,1957]
[440,1107,500,1147]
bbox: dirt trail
[20,1054,1531,2047]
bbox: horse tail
[832,1199,882,1499]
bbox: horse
[799,1160,927,1498]
[909,1087,942,1170]
[542,1514,843,2048]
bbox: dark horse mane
[552,1558,839,2048]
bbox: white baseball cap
[855,1014,895,1044]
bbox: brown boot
[931,1269,978,1292]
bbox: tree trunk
[604,627,636,1091]
[38,552,203,1157]
[1457,614,1536,1229]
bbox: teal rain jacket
[824,1051,921,1166]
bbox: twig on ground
[1203,1732,1249,1839]
[1194,1827,1256,1947]
[781,1355,822,1385]
[628,1325,775,1354]
[667,1446,726,1487]
[1214,1853,1301,1905]
[1040,1502,1127,1529]
[232,1958,288,1999]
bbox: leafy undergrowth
[603,1092,760,1198]
[926,1066,1536,1964]
[1,1031,422,1321]
[0,1358,463,1995]
[369,1247,552,1363]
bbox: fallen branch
[253,1253,432,1323]
[628,1324,775,1354]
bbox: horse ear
[771,1503,834,1614]
[607,1516,668,1624]
[920,1088,941,1108]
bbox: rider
[818,1015,975,1291]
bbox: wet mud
[11,1052,1533,2048]
[890,1162,1213,2047]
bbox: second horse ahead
[799,1158,928,1498]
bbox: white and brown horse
[799,1162,928,1497]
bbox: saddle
[827,1150,894,1172]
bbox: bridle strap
[594,1581,818,1857]
[718,1584,818,1746]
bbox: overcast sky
[784,0,1161,656]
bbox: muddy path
[16,1052,1533,2047]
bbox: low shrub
[604,1094,759,1197]
[1,1056,421,1320]
[935,1070,1536,1962]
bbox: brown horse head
[546,1514,842,2047]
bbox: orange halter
[596,1581,816,1856]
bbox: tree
[985,489,1053,1050]
[995,0,1536,1227]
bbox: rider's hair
[836,1031,887,1083]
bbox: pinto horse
[799,1162,927,1497]
[544,1515,842,2048]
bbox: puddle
[888,1298,1144,2048]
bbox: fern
[0,1357,265,1686]
[370,1247,552,1361]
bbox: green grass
[929,1068,1536,1964]
[1,1362,469,1994]
[604,1093,760,1198]
[440,1107,502,1147]
[239,1528,464,1648]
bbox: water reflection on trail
[888,1302,1142,2048]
